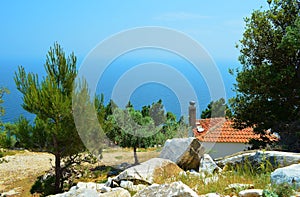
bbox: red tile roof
[194,118,277,143]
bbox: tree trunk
[54,152,61,193]
[53,136,61,193]
[133,146,139,165]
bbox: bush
[30,174,56,197]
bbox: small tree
[104,100,179,164]
[15,43,85,193]
[107,106,156,164]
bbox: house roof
[194,118,277,143]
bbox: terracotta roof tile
[194,118,277,143]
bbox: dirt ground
[0,147,160,196]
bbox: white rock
[100,186,111,193]
[238,189,263,197]
[271,163,300,189]
[217,151,300,169]
[200,154,222,174]
[159,137,205,170]
[99,187,131,197]
[133,181,199,197]
[1,189,19,196]
[113,158,182,184]
[47,188,99,197]
[120,180,147,192]
[76,182,105,190]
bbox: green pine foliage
[201,98,232,119]
[14,43,86,193]
[231,0,300,151]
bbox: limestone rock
[47,182,130,197]
[76,182,105,190]
[133,181,199,197]
[120,180,147,192]
[217,151,300,169]
[159,137,205,170]
[271,163,300,189]
[48,188,100,197]
[113,158,182,185]
[238,189,263,197]
[199,154,222,174]
[99,187,131,197]
[1,189,19,196]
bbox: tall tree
[231,0,300,151]
[149,99,166,127]
[201,98,232,119]
[15,43,85,193]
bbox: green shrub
[30,174,56,197]
[263,189,278,197]
[272,183,295,197]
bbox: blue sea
[0,50,239,123]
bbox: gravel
[0,151,54,186]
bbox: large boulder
[199,154,222,174]
[133,181,199,197]
[113,158,183,185]
[216,150,300,169]
[159,137,205,170]
[271,163,300,189]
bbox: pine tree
[15,43,85,193]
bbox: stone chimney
[189,101,196,129]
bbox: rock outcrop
[271,163,300,189]
[133,181,199,197]
[159,137,205,170]
[199,154,222,174]
[216,150,300,169]
[113,158,183,185]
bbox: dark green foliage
[13,116,50,150]
[231,0,300,151]
[0,87,9,117]
[14,116,33,148]
[0,87,9,147]
[0,123,16,148]
[30,174,56,197]
[107,106,156,164]
[15,43,86,193]
[102,100,181,164]
[201,98,232,119]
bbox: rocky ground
[0,147,160,196]
[0,151,54,193]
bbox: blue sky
[0,1,270,122]
[0,0,268,61]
